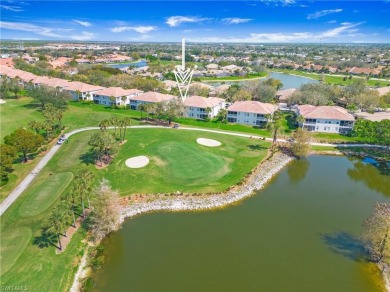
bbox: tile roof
[227,101,275,114]
[65,81,105,93]
[184,95,224,108]
[131,91,175,103]
[298,105,355,121]
[276,88,296,101]
[94,87,142,97]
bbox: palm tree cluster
[39,170,95,251]
[99,116,131,142]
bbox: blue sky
[1,1,389,43]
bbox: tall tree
[291,128,311,158]
[4,128,44,162]
[0,144,17,181]
[267,111,283,145]
[88,131,119,166]
[88,179,121,242]
[99,119,110,131]
[165,99,183,124]
[362,203,390,265]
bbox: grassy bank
[0,127,270,290]
[200,72,268,82]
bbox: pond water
[105,60,147,69]
[93,156,389,292]
[203,72,319,90]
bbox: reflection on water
[287,159,310,183]
[94,156,389,292]
[348,160,390,197]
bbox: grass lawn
[18,172,73,217]
[102,128,270,195]
[0,127,269,290]
[311,132,362,143]
[200,72,268,81]
[0,97,43,141]
[0,133,93,291]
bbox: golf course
[0,125,270,291]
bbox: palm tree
[64,192,78,227]
[75,170,95,209]
[44,211,67,251]
[267,112,283,145]
[122,117,131,141]
[110,116,118,134]
[296,115,306,129]
[99,119,110,131]
[138,104,146,119]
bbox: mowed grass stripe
[104,129,269,195]
[18,172,73,217]
[156,141,227,182]
[0,227,32,276]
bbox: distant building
[129,91,175,110]
[65,82,105,100]
[297,105,355,134]
[227,101,275,126]
[93,87,143,106]
[183,95,225,119]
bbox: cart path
[1,125,388,216]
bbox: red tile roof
[298,105,355,121]
[65,81,105,93]
[227,101,275,114]
[184,95,224,108]
[131,91,175,103]
[94,87,142,97]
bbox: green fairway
[103,128,269,195]
[155,141,228,185]
[0,227,32,276]
[0,128,269,291]
[18,172,73,217]
[0,98,43,141]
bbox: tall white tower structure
[174,38,193,102]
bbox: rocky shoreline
[120,152,293,222]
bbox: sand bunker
[125,156,150,168]
[0,99,6,104]
[196,138,221,147]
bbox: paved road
[0,125,388,216]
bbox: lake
[93,156,389,291]
[203,72,319,89]
[105,60,147,69]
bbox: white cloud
[0,4,24,12]
[166,16,206,27]
[73,20,92,27]
[320,22,362,37]
[0,21,96,40]
[222,18,252,24]
[307,9,343,20]
[0,21,63,37]
[188,22,362,43]
[70,31,96,41]
[257,0,296,6]
[111,26,156,33]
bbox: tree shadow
[321,232,368,262]
[79,150,95,166]
[33,231,58,249]
[247,144,268,150]
[21,102,42,110]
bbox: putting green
[155,141,229,185]
[18,172,73,217]
[0,227,32,276]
